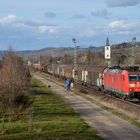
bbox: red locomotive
[103,66,140,100]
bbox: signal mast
[130,37,136,66]
[72,38,78,86]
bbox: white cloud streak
[0,15,57,27]
[108,20,138,30]
[106,20,140,35]
[0,15,22,25]
[38,26,58,34]
[106,0,140,7]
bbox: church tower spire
[106,36,110,46]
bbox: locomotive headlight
[129,83,135,87]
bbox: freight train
[39,64,140,101]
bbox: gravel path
[34,73,140,140]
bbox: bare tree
[0,50,32,131]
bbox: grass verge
[0,79,103,140]
[76,93,140,128]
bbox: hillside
[0,46,103,59]
[0,41,140,65]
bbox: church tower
[105,37,111,65]
[105,37,111,59]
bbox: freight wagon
[42,64,140,100]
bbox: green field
[0,79,103,140]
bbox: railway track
[78,82,140,106]
[37,71,140,121]
[75,82,140,121]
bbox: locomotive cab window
[139,75,140,81]
[129,75,140,81]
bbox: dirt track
[33,73,140,140]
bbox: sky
[0,0,140,50]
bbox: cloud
[87,30,97,36]
[117,31,131,35]
[0,15,59,50]
[108,20,138,30]
[81,28,97,37]
[91,9,111,17]
[0,15,57,27]
[44,12,56,18]
[106,0,140,7]
[70,14,87,20]
[0,15,22,26]
[106,20,140,35]
[38,26,58,34]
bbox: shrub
[0,50,32,121]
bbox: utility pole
[87,47,91,65]
[52,49,55,76]
[72,38,78,86]
[130,37,136,66]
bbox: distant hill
[0,41,139,60]
[0,46,103,57]
[84,46,103,52]
[0,50,35,58]
[112,42,140,48]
